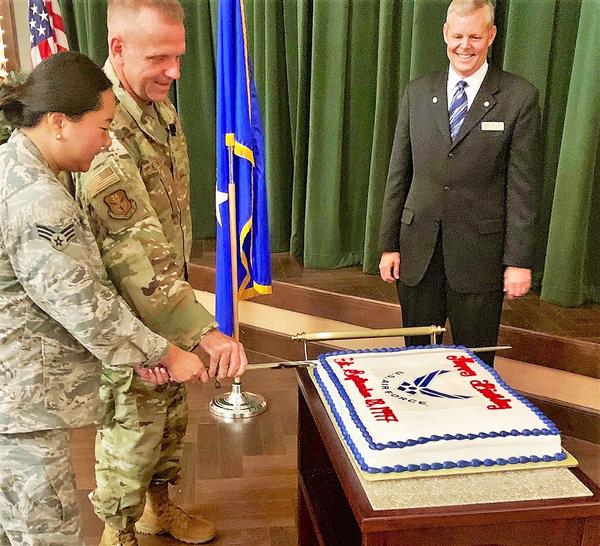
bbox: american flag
[29,0,69,68]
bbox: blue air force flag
[215,0,272,337]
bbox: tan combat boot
[98,524,138,546]
[135,483,216,544]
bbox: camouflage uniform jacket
[77,60,215,350]
[0,131,169,433]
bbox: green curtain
[62,0,599,306]
[540,0,600,307]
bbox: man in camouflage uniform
[0,124,193,544]
[77,1,248,544]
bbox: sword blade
[246,345,511,370]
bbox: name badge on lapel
[481,121,504,131]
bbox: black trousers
[396,234,504,367]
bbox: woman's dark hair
[0,51,112,129]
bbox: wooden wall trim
[525,392,600,445]
[189,263,401,329]
[499,326,600,379]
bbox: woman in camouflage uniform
[0,52,207,546]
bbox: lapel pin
[432,96,438,103]
[484,101,490,107]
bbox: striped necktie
[449,80,468,141]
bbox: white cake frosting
[314,346,566,474]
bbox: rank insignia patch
[104,189,137,220]
[36,222,76,251]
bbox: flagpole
[209,144,267,419]
[227,146,240,344]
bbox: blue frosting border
[315,345,566,474]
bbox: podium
[296,368,600,546]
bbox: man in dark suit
[378,0,541,366]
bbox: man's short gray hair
[447,0,495,26]
[108,0,184,29]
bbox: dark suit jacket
[378,63,541,293]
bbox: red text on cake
[447,354,476,377]
[470,379,512,410]
[343,368,373,398]
[335,358,398,422]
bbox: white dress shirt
[447,61,489,111]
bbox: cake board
[308,367,591,510]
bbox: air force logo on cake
[398,370,473,400]
[381,369,472,405]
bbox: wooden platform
[191,246,600,346]
[189,263,600,379]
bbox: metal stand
[209,153,268,419]
[209,380,267,419]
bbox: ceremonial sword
[213,326,509,390]
[244,345,512,371]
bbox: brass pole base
[209,381,267,419]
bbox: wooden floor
[74,367,299,546]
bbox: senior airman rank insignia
[36,222,76,251]
[104,189,137,220]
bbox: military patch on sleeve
[87,165,121,198]
[104,189,137,220]
[36,222,76,251]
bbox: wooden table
[296,369,600,546]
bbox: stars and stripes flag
[215,0,272,337]
[29,0,69,68]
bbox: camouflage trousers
[91,367,187,529]
[0,430,81,545]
